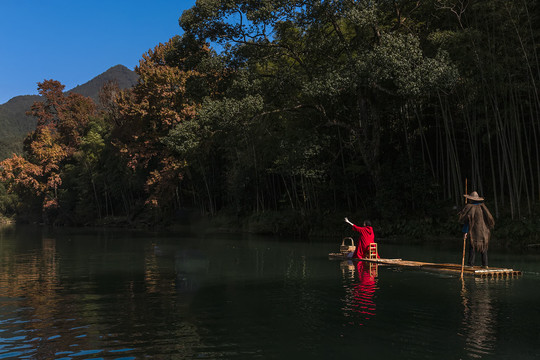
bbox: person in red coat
[345,217,376,258]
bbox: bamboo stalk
[461,178,468,279]
[461,233,467,279]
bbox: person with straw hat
[458,191,495,268]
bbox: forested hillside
[68,64,139,101]
[0,65,138,160]
[0,0,538,243]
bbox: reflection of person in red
[344,217,377,259]
[351,261,377,323]
[356,261,376,285]
[341,261,378,325]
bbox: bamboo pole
[461,233,467,279]
[461,178,468,279]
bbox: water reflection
[341,260,378,325]
[2,228,538,358]
[174,250,209,293]
[460,278,497,358]
[0,234,89,358]
[152,245,210,293]
[0,230,208,359]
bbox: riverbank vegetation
[0,0,539,245]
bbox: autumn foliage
[113,36,219,209]
[0,80,96,218]
[1,1,540,239]
[0,36,220,224]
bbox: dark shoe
[482,266,489,269]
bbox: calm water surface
[0,225,539,359]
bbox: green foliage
[1,0,539,244]
[366,33,458,97]
[0,182,18,216]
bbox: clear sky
[0,0,196,104]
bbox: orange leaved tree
[0,80,96,223]
[113,35,220,218]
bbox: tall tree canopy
[113,35,226,215]
[178,0,458,218]
[1,0,539,240]
[0,80,96,221]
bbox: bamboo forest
[1,0,539,245]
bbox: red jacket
[352,225,375,259]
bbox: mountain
[0,65,138,160]
[68,64,139,101]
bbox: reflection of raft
[329,253,522,278]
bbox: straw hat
[464,191,484,201]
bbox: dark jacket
[458,203,495,252]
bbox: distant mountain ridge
[68,64,139,100]
[0,65,138,160]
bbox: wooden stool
[368,243,378,259]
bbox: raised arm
[344,217,355,226]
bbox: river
[0,225,539,359]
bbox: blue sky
[0,0,196,104]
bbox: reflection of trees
[0,233,209,358]
[0,237,83,358]
[145,244,176,294]
[0,238,60,299]
[0,238,62,320]
[173,249,209,293]
[460,278,497,358]
[341,261,378,325]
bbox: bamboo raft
[328,253,522,278]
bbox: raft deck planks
[328,253,522,278]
